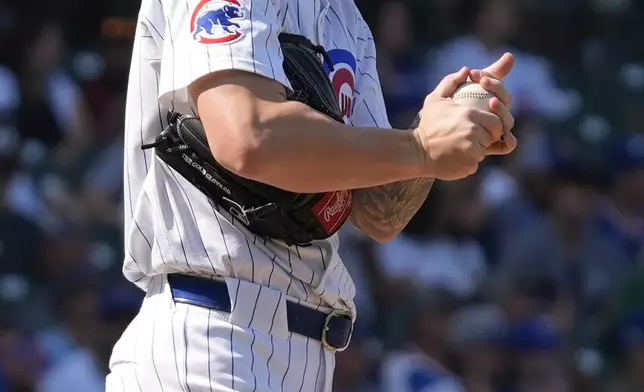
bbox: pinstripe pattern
[110,0,386,390]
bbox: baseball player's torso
[123,0,389,317]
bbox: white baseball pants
[106,275,335,392]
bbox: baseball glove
[142,33,352,246]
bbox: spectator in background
[0,65,18,123]
[381,289,465,392]
[0,17,96,231]
[480,116,553,213]
[0,322,45,392]
[484,117,556,259]
[0,134,48,329]
[78,135,124,277]
[81,135,123,230]
[0,8,18,124]
[0,121,60,233]
[613,263,644,327]
[496,165,629,337]
[9,19,94,157]
[449,304,506,392]
[376,177,488,301]
[606,311,644,392]
[38,284,142,392]
[5,234,95,333]
[491,274,560,325]
[83,31,131,142]
[333,327,380,392]
[504,317,570,392]
[428,0,577,119]
[598,270,644,382]
[480,118,559,264]
[596,134,644,262]
[36,276,102,367]
[374,1,427,128]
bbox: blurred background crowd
[1,0,644,391]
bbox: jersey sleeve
[348,18,391,129]
[157,0,290,107]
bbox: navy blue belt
[167,274,353,351]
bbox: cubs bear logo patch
[190,0,245,45]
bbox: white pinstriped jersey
[123,0,389,318]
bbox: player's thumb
[429,67,470,99]
[482,53,515,79]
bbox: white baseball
[451,82,494,112]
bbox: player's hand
[413,67,504,181]
[470,53,517,155]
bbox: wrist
[410,127,434,178]
[384,128,428,180]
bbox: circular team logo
[190,0,245,45]
[324,49,357,123]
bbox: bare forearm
[250,101,425,192]
[193,74,425,194]
[350,178,435,242]
[218,101,424,193]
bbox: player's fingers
[468,109,503,141]
[477,76,512,108]
[489,97,515,135]
[469,70,513,108]
[503,131,518,152]
[430,67,470,99]
[486,132,518,156]
[481,53,515,79]
[466,138,487,162]
[471,125,494,149]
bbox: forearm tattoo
[350,178,435,237]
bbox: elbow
[350,212,402,243]
[358,223,401,243]
[209,122,272,181]
[212,140,264,181]
[232,149,269,181]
